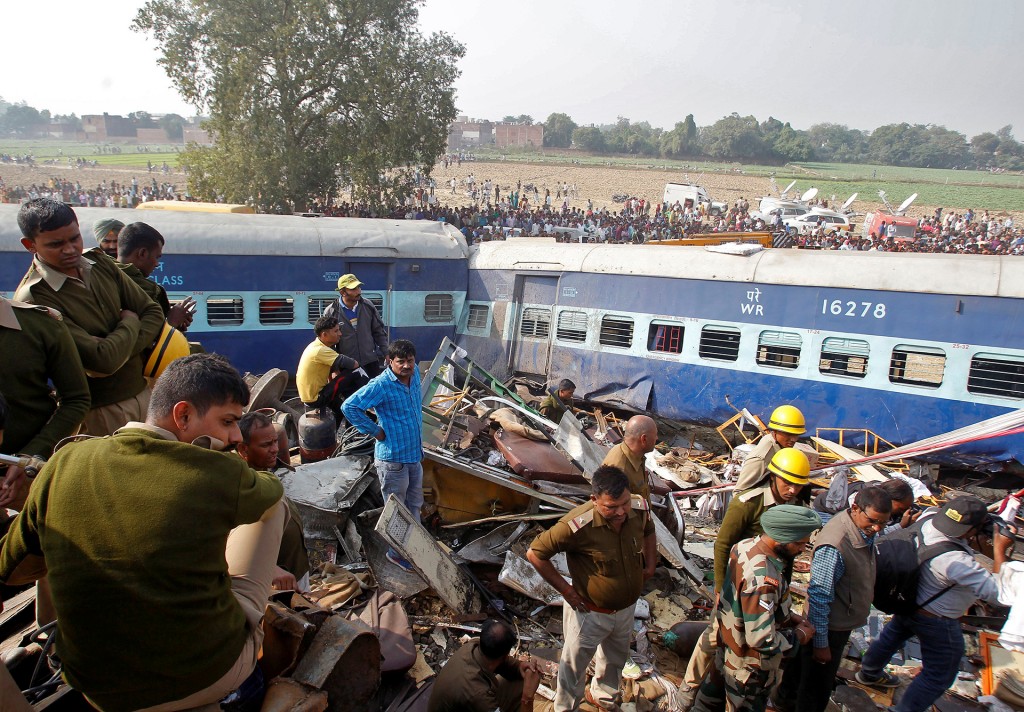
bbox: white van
[663,183,727,215]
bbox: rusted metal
[292,615,381,709]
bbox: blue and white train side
[0,205,469,375]
[455,240,1024,469]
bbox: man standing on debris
[526,465,656,710]
[539,378,576,424]
[428,619,543,712]
[734,404,806,491]
[0,354,288,711]
[297,315,366,423]
[855,496,1016,712]
[14,198,165,436]
[773,486,892,712]
[324,273,389,379]
[678,447,811,710]
[601,414,657,504]
[690,505,821,712]
[343,339,423,572]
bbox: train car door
[345,261,392,329]
[509,274,558,377]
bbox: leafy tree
[134,0,464,212]
[572,126,605,152]
[53,113,83,131]
[701,113,765,161]
[0,103,43,136]
[159,113,186,141]
[129,111,157,128]
[772,125,815,162]
[543,112,576,148]
[807,123,867,163]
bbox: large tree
[543,112,576,148]
[134,0,463,212]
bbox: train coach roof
[469,239,1024,299]
[0,205,469,259]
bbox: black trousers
[774,629,851,712]
[308,370,368,421]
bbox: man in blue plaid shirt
[343,339,423,571]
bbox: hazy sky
[2,0,1020,138]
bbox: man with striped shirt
[343,339,422,571]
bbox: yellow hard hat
[768,405,806,435]
[144,322,190,379]
[767,447,810,486]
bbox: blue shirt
[342,365,422,463]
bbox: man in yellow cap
[734,405,807,492]
[678,448,811,710]
[324,273,388,379]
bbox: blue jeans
[374,460,424,523]
[860,612,964,712]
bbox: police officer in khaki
[734,404,807,492]
[527,465,656,710]
[601,414,657,504]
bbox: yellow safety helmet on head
[768,404,806,435]
[144,322,190,379]
[767,447,810,486]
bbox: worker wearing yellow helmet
[678,446,811,711]
[734,404,806,492]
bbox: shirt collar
[0,298,21,330]
[619,442,644,469]
[29,253,94,292]
[114,422,225,451]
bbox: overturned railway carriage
[456,241,1024,469]
[0,205,469,374]
[2,204,1024,467]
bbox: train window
[363,292,386,323]
[520,308,551,338]
[424,293,453,322]
[207,296,244,326]
[556,310,588,343]
[968,353,1024,399]
[306,295,336,324]
[648,322,684,354]
[889,345,945,388]
[819,337,869,379]
[699,325,740,361]
[599,316,634,349]
[757,330,802,370]
[259,296,295,326]
[467,304,489,331]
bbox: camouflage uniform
[691,536,797,712]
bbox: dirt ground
[3,159,1023,225]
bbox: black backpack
[872,517,964,616]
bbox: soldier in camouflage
[691,505,822,712]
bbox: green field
[0,140,181,169]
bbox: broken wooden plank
[810,437,888,482]
[375,495,482,615]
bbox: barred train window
[599,316,634,348]
[819,337,869,379]
[968,353,1024,399]
[207,296,244,326]
[363,292,385,322]
[259,296,294,325]
[699,325,740,361]
[889,345,945,388]
[467,304,489,330]
[424,293,453,322]
[648,322,684,354]
[757,330,802,370]
[556,310,588,343]
[307,295,335,323]
[520,308,551,338]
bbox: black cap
[932,495,989,538]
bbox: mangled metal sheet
[455,522,530,565]
[375,495,482,614]
[552,411,607,476]
[498,550,571,605]
[281,455,373,538]
[584,377,653,413]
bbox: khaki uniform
[529,497,654,711]
[691,537,797,712]
[427,639,524,712]
[601,442,650,503]
[118,261,171,317]
[734,434,780,492]
[538,393,571,423]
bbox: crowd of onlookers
[0,176,182,208]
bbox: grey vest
[814,510,876,631]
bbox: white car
[783,210,853,234]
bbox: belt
[916,608,943,619]
[583,601,617,615]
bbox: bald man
[601,415,657,503]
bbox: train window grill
[467,304,489,330]
[819,337,870,379]
[968,354,1024,399]
[259,296,295,326]
[424,293,453,322]
[520,308,551,339]
[363,292,385,322]
[306,295,335,323]
[757,330,802,370]
[556,310,588,343]
[599,316,634,349]
[699,325,740,361]
[648,322,684,354]
[207,296,244,326]
[889,345,945,388]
